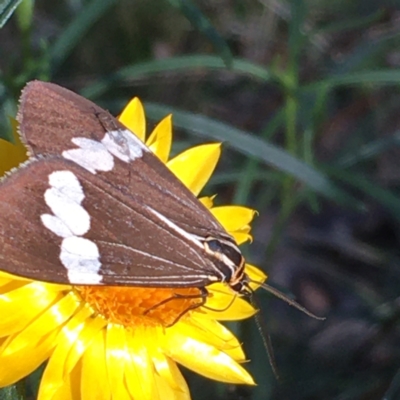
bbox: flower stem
[265,70,299,262]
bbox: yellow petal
[211,206,256,234]
[232,232,253,245]
[0,119,28,176]
[47,360,83,400]
[146,115,172,163]
[0,279,32,295]
[163,331,254,384]
[154,370,190,400]
[183,315,246,361]
[64,314,107,375]
[48,375,74,400]
[0,326,59,386]
[204,285,257,321]
[152,350,189,397]
[199,196,214,209]
[118,97,146,142]
[81,329,111,400]
[0,271,31,284]
[0,272,13,286]
[50,385,74,400]
[105,324,132,400]
[0,282,62,337]
[246,263,267,283]
[38,306,94,400]
[125,328,160,400]
[1,292,80,356]
[245,263,267,291]
[167,143,221,195]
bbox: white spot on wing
[101,130,130,162]
[45,186,90,236]
[61,237,102,284]
[62,127,148,174]
[41,214,72,238]
[44,171,90,236]
[62,137,114,173]
[40,170,102,284]
[48,169,85,203]
[120,129,148,160]
[102,129,146,162]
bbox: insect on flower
[0,81,323,399]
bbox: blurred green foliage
[1,0,400,399]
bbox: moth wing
[0,158,222,286]
[18,81,225,239]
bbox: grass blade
[326,167,400,221]
[0,0,22,28]
[49,0,117,73]
[82,55,272,99]
[145,102,363,209]
[305,70,400,91]
[166,0,232,67]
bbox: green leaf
[325,29,397,76]
[233,108,285,204]
[0,383,25,400]
[313,9,385,35]
[0,0,22,28]
[145,102,363,209]
[49,0,117,73]
[305,70,400,91]
[15,0,33,32]
[383,368,400,400]
[82,55,272,99]
[288,0,307,69]
[166,0,232,67]
[325,167,400,222]
[336,132,400,168]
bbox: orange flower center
[76,286,205,327]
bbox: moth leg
[200,291,238,313]
[143,287,209,326]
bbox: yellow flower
[0,98,266,399]
[0,118,28,173]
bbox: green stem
[16,0,34,71]
[265,78,299,262]
[232,108,285,205]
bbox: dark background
[1,1,400,399]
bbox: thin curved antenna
[250,279,325,320]
[246,280,325,380]
[249,291,280,380]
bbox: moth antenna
[249,292,280,380]
[251,280,325,321]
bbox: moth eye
[205,239,223,253]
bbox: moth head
[202,236,249,295]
